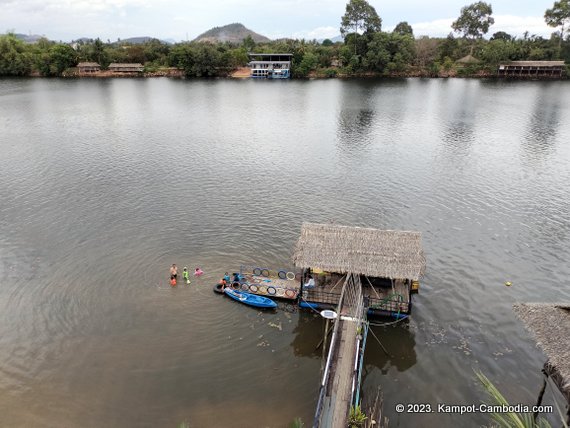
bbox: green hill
[194,23,270,43]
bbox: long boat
[223,288,277,309]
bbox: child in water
[194,267,204,276]
[182,267,190,284]
[169,264,178,286]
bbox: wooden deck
[303,273,410,314]
[320,318,359,427]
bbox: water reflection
[291,312,326,359]
[336,81,376,154]
[521,84,561,158]
[364,323,417,373]
[290,313,417,373]
[438,80,478,154]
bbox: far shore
[19,66,568,80]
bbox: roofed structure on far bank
[498,61,565,78]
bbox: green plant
[348,405,367,428]
[324,68,338,77]
[289,417,305,428]
[476,371,555,428]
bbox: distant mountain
[14,33,44,43]
[119,36,155,44]
[194,23,270,43]
[317,35,343,44]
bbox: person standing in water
[170,264,178,282]
[182,267,190,284]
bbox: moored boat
[223,288,277,309]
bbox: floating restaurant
[216,223,426,427]
[248,53,292,79]
[293,223,426,319]
[514,303,570,424]
[77,62,101,73]
[498,61,566,78]
[108,63,144,73]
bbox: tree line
[1,0,569,78]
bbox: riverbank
[21,65,568,80]
[59,67,185,78]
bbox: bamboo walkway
[314,274,366,428]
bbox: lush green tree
[415,36,440,67]
[294,52,318,77]
[0,34,33,75]
[35,43,77,76]
[242,35,256,51]
[340,0,382,38]
[490,31,514,41]
[480,39,517,66]
[452,1,495,53]
[393,21,414,37]
[169,42,233,77]
[125,45,146,64]
[143,39,170,64]
[437,33,461,61]
[321,38,334,46]
[545,0,570,50]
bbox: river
[0,77,569,427]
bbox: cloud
[493,15,554,38]
[2,0,152,13]
[408,18,454,37]
[292,26,338,40]
[410,15,554,38]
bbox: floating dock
[292,223,426,427]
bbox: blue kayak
[224,288,277,309]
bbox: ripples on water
[0,78,569,427]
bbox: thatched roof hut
[513,303,570,404]
[456,54,481,64]
[292,223,426,280]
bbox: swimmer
[169,264,178,285]
[182,267,190,284]
[194,267,204,276]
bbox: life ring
[249,285,258,293]
[253,268,262,276]
[285,289,295,298]
[231,282,241,290]
[241,283,249,291]
[286,272,295,280]
[276,288,285,297]
[267,286,276,295]
[258,286,268,295]
[213,284,224,294]
[278,270,287,279]
[261,269,270,277]
[295,272,302,280]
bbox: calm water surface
[1,77,569,427]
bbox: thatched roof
[77,62,100,67]
[292,223,426,280]
[513,303,570,403]
[108,63,144,68]
[500,61,565,67]
[456,54,481,64]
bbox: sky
[0,0,557,42]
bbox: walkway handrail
[312,275,349,428]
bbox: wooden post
[533,367,547,423]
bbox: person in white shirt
[304,275,315,288]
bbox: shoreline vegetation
[1,0,569,80]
